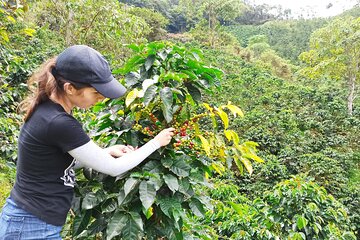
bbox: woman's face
[70,87,105,109]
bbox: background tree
[26,0,150,60]
[299,16,360,115]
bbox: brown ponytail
[19,57,91,122]
[19,58,60,122]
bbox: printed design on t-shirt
[60,158,76,187]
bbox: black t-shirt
[10,100,90,226]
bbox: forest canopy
[1,0,359,239]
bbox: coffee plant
[64,42,263,239]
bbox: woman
[0,45,174,239]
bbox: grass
[0,158,16,206]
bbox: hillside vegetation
[1,0,359,239]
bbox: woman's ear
[63,82,75,95]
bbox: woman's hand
[154,128,175,147]
[104,145,135,157]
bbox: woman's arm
[68,128,174,176]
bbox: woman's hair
[19,57,90,122]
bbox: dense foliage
[203,175,356,239]
[1,0,359,239]
[63,42,262,239]
[203,48,360,237]
[228,18,328,63]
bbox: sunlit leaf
[243,153,264,163]
[211,162,225,174]
[142,77,158,93]
[0,30,9,42]
[216,108,229,129]
[125,89,138,107]
[234,156,244,174]
[23,28,36,37]
[241,157,253,175]
[198,135,210,155]
[225,103,244,118]
[6,16,16,23]
[203,103,213,112]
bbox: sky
[249,0,358,18]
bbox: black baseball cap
[55,45,126,99]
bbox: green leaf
[82,191,106,210]
[158,50,168,60]
[291,232,306,240]
[158,197,182,218]
[121,212,143,240]
[106,211,128,240]
[297,215,308,230]
[163,174,179,193]
[143,206,153,219]
[160,87,173,107]
[101,198,117,213]
[185,83,202,102]
[127,43,141,52]
[87,217,106,236]
[145,55,156,71]
[162,104,173,123]
[124,178,139,197]
[143,85,158,106]
[189,198,205,217]
[143,160,162,173]
[73,210,92,235]
[181,70,198,80]
[125,72,140,87]
[229,202,244,215]
[139,181,157,210]
[116,55,144,74]
[160,87,173,122]
[142,76,158,92]
[170,156,191,177]
[161,157,173,168]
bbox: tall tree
[299,17,360,115]
[26,0,150,58]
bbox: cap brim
[91,76,127,99]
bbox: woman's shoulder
[28,100,76,127]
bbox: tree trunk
[347,76,355,115]
[65,10,74,46]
